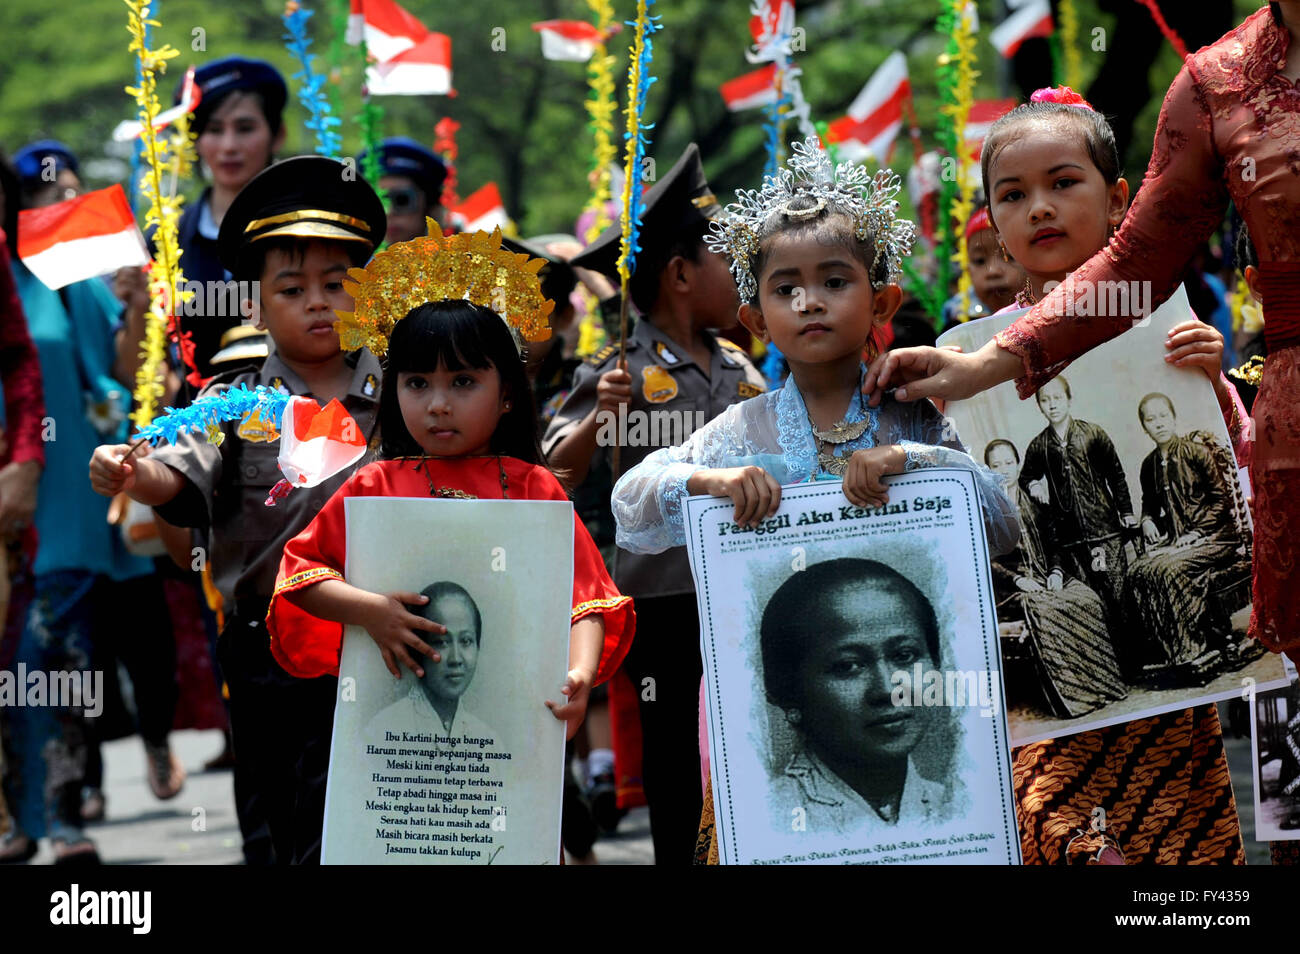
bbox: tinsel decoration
[355,35,387,207]
[933,0,979,324]
[133,385,289,447]
[616,0,660,285]
[1134,0,1189,60]
[433,116,460,212]
[582,0,619,244]
[1057,0,1083,92]
[124,0,191,429]
[748,1,816,179]
[282,1,344,159]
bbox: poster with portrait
[685,471,1021,865]
[938,286,1285,747]
[320,497,573,865]
[1251,657,1300,842]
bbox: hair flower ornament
[708,136,918,302]
[1029,86,1095,110]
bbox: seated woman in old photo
[1125,394,1247,671]
[984,439,1126,717]
[760,558,958,834]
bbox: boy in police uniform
[543,144,765,864]
[89,157,385,865]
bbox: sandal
[52,837,100,866]
[0,831,37,865]
[145,742,186,801]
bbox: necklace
[1015,277,1039,308]
[808,391,871,476]
[408,455,511,499]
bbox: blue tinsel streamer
[133,385,290,445]
[763,90,793,181]
[282,5,343,159]
[620,3,661,277]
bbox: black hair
[1235,224,1258,272]
[749,189,887,306]
[628,220,709,315]
[759,558,940,711]
[983,438,1020,466]
[980,102,1122,212]
[889,303,939,350]
[194,88,283,139]
[0,151,18,258]
[539,263,577,313]
[1138,392,1176,423]
[415,581,481,645]
[377,300,546,466]
[235,236,371,285]
[1035,373,1072,403]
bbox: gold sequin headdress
[333,222,554,357]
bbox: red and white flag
[451,183,510,234]
[720,63,779,112]
[347,0,451,95]
[825,52,911,164]
[965,97,1017,160]
[750,0,795,45]
[277,397,368,489]
[532,20,603,62]
[991,0,1054,58]
[113,65,202,142]
[17,185,149,290]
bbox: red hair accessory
[1029,86,1094,110]
[965,207,992,240]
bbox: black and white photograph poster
[938,287,1286,747]
[320,497,574,864]
[684,472,1020,866]
[1251,657,1300,843]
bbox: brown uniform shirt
[151,348,382,609]
[542,319,765,599]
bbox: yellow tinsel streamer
[617,0,652,287]
[583,0,618,244]
[942,1,979,320]
[1058,0,1083,93]
[125,0,191,430]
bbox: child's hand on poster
[359,591,445,679]
[843,445,906,510]
[688,465,782,527]
[545,665,593,740]
[1165,319,1231,411]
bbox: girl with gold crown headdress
[265,226,633,748]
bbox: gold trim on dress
[272,566,345,597]
[572,596,633,618]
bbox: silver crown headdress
[708,136,918,302]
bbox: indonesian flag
[825,52,910,164]
[451,183,509,234]
[991,0,1054,58]
[277,396,367,489]
[750,0,795,45]
[532,20,603,62]
[112,65,201,142]
[347,0,451,95]
[720,63,779,112]
[965,98,1017,160]
[17,185,149,290]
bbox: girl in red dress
[268,246,633,741]
[973,88,1250,865]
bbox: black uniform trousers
[217,601,335,865]
[618,592,703,865]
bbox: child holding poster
[265,226,634,742]
[967,86,1251,864]
[609,137,1019,863]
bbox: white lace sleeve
[612,401,758,554]
[883,399,1021,557]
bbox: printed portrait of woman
[759,558,962,835]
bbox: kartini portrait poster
[938,287,1285,746]
[685,471,1021,866]
[320,497,574,864]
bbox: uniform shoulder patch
[586,344,619,367]
[737,381,766,399]
[718,337,747,353]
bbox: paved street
[29,729,653,865]
[24,700,1266,865]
